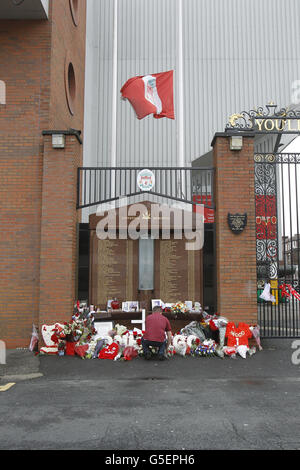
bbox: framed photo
[151,299,163,310]
[128,301,139,312]
[122,302,129,312]
[94,322,114,340]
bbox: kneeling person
[142,306,172,360]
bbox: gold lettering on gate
[254,118,300,132]
[264,119,275,131]
[227,104,300,135]
[256,119,264,131]
[275,120,286,131]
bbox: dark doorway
[78,223,90,302]
[203,223,216,314]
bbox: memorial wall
[89,206,203,310]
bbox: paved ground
[0,339,300,450]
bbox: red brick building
[0,0,86,348]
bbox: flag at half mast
[120,70,175,120]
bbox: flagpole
[111,0,118,199]
[177,0,186,204]
[177,0,184,169]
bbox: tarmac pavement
[0,339,300,450]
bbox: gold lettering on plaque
[160,240,185,302]
[231,216,243,230]
[97,240,127,308]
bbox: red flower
[50,333,59,344]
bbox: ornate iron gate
[255,153,300,337]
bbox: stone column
[212,133,257,324]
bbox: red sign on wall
[193,195,215,223]
[255,195,277,240]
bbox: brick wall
[213,135,258,325]
[48,0,86,130]
[39,134,81,330]
[0,20,51,348]
[0,1,86,348]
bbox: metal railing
[255,153,300,337]
[77,166,215,210]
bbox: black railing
[255,153,300,337]
[77,166,215,210]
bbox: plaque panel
[158,237,202,303]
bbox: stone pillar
[39,133,81,330]
[212,134,257,324]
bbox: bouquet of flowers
[52,305,97,356]
[192,339,217,357]
[171,302,189,315]
[186,336,201,355]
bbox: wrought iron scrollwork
[254,153,278,280]
[276,153,300,164]
[254,163,276,196]
[226,103,300,132]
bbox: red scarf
[279,284,300,301]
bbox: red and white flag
[120,70,175,120]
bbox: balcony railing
[77,166,215,210]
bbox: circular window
[65,61,76,115]
[69,0,79,26]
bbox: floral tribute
[40,303,97,357]
[170,302,189,315]
[38,302,263,361]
